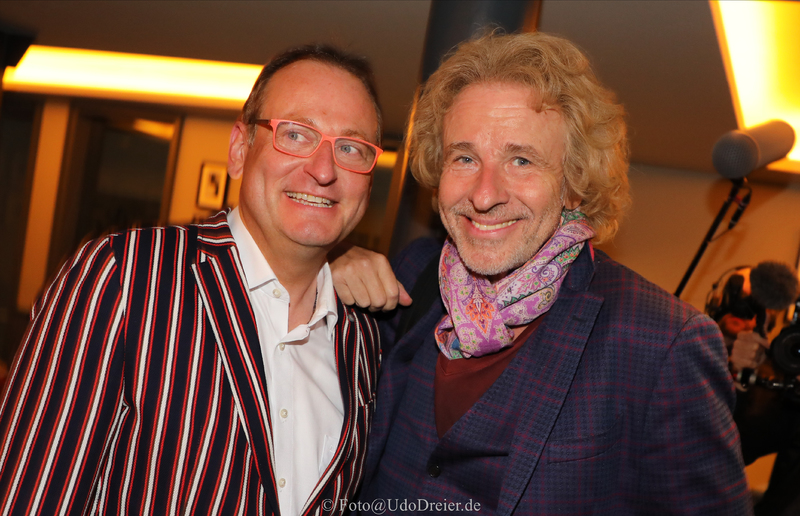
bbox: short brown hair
[241,43,382,145]
[409,31,630,242]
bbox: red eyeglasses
[253,119,383,174]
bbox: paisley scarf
[435,209,594,359]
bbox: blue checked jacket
[358,238,751,515]
[0,213,380,515]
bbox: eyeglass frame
[252,118,383,174]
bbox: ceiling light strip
[2,45,261,110]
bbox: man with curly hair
[332,32,750,514]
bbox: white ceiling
[0,0,751,176]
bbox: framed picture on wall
[197,162,228,210]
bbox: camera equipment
[713,262,800,390]
[737,295,800,394]
[737,367,800,396]
[770,297,800,376]
[736,369,800,396]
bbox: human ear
[228,121,249,180]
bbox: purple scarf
[435,210,594,359]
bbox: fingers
[330,245,406,312]
[729,331,768,373]
[349,272,382,310]
[335,285,357,306]
[397,282,413,308]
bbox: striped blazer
[0,213,380,516]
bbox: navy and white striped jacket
[0,213,380,515]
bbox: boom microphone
[674,122,796,298]
[712,120,796,180]
[727,190,751,230]
[741,262,800,381]
[749,260,799,339]
[750,261,800,311]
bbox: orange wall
[597,164,800,312]
[168,115,238,224]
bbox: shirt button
[278,478,286,488]
[279,343,285,351]
[272,288,282,298]
[280,409,288,419]
[347,313,356,322]
[427,462,441,478]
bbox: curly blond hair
[409,31,630,243]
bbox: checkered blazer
[358,238,751,515]
[0,213,380,515]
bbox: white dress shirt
[227,208,343,516]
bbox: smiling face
[228,59,378,264]
[438,81,579,279]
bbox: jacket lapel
[495,246,603,516]
[300,299,355,514]
[363,298,445,482]
[304,300,381,515]
[190,216,280,514]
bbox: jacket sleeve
[0,237,127,515]
[377,238,443,352]
[635,313,753,515]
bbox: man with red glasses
[0,44,381,515]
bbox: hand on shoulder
[329,243,412,312]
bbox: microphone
[750,261,800,312]
[712,120,796,180]
[674,121,795,298]
[750,261,799,337]
[727,190,752,230]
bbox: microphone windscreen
[750,261,799,310]
[712,120,795,179]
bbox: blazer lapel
[300,300,356,514]
[191,217,280,514]
[363,298,445,482]
[495,248,603,516]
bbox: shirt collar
[313,263,339,338]
[227,207,338,335]
[228,207,276,290]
